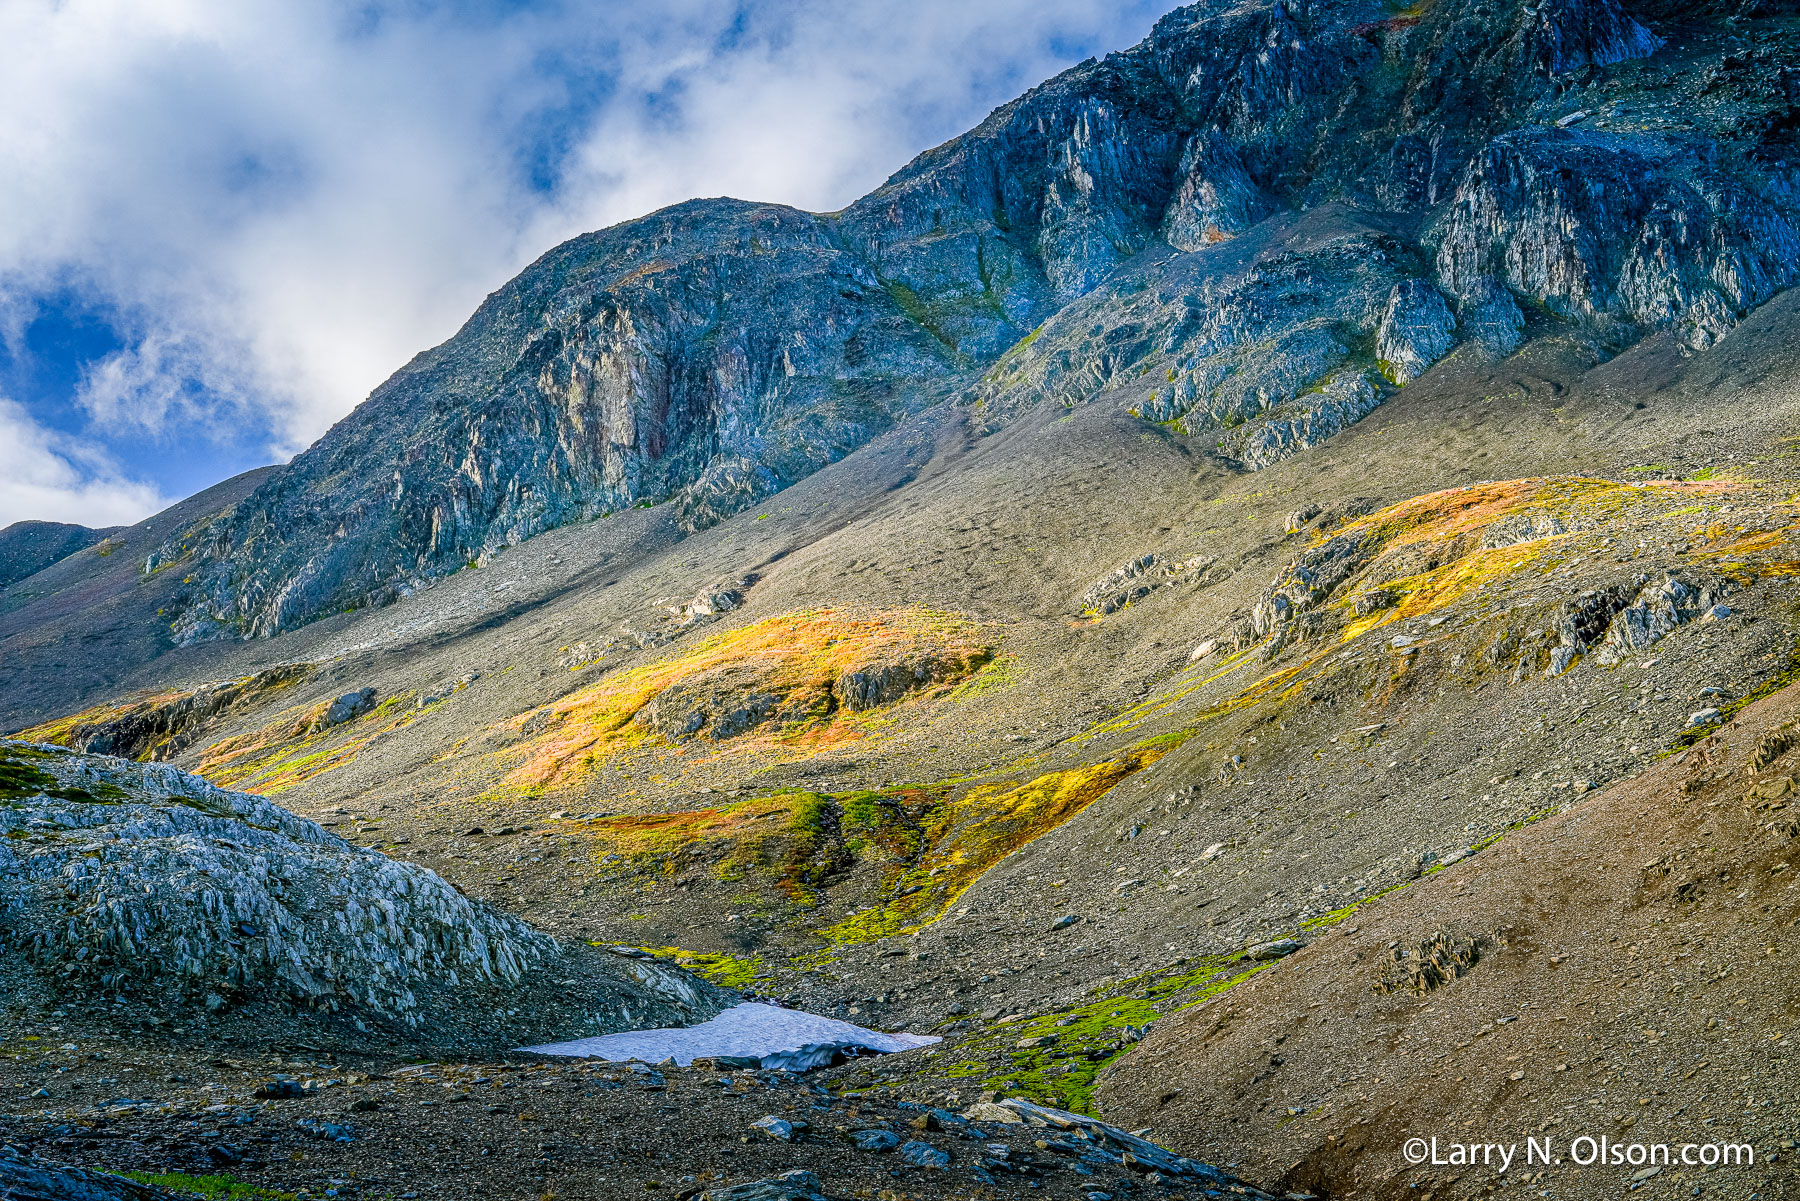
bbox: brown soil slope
[1098,680,1800,1200]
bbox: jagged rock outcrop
[0,741,726,1041]
[167,201,958,641]
[1376,280,1459,385]
[1433,128,1799,351]
[0,1152,180,1201]
[157,0,1798,640]
[41,665,311,762]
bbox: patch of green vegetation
[955,955,1273,1112]
[628,946,766,989]
[944,654,1021,701]
[121,1171,295,1200]
[820,740,1179,947]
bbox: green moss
[957,955,1273,1112]
[628,946,766,990]
[820,738,1181,946]
[121,1172,295,1200]
[945,654,1021,700]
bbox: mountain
[0,519,120,589]
[141,0,1794,643]
[5,1,1800,1198]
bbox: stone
[323,689,377,727]
[0,740,726,1038]
[849,1129,899,1151]
[1050,914,1081,931]
[748,1115,799,1142]
[898,1139,950,1169]
[961,1102,1025,1125]
[1247,938,1303,961]
[0,1151,181,1199]
[1689,708,1723,727]
[703,1170,828,1201]
[1283,504,1322,533]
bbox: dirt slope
[1098,679,1800,1199]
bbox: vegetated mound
[496,608,994,794]
[17,664,312,763]
[0,520,119,590]
[562,738,1179,957]
[1096,681,1800,1199]
[0,741,728,1050]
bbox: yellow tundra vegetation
[501,608,991,790]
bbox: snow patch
[519,1002,940,1065]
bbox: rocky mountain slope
[1098,664,1800,1199]
[102,0,1796,646]
[4,1,1800,1198]
[0,521,121,590]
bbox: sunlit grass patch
[936,954,1273,1113]
[500,608,991,791]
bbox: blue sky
[0,0,1168,529]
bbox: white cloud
[0,0,1163,525]
[0,398,168,528]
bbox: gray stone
[849,1128,900,1151]
[749,1115,799,1142]
[1247,938,1303,960]
[899,1139,950,1168]
[0,740,724,1036]
[0,1151,181,1199]
[324,688,376,727]
[703,1171,827,1201]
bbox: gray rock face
[155,0,1799,640]
[0,1152,179,1200]
[1376,280,1459,385]
[1434,128,1799,350]
[1456,277,1528,358]
[1232,369,1385,472]
[169,200,957,641]
[0,741,724,1040]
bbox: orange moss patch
[1333,478,1558,548]
[501,608,991,791]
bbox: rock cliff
[158,0,1797,640]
